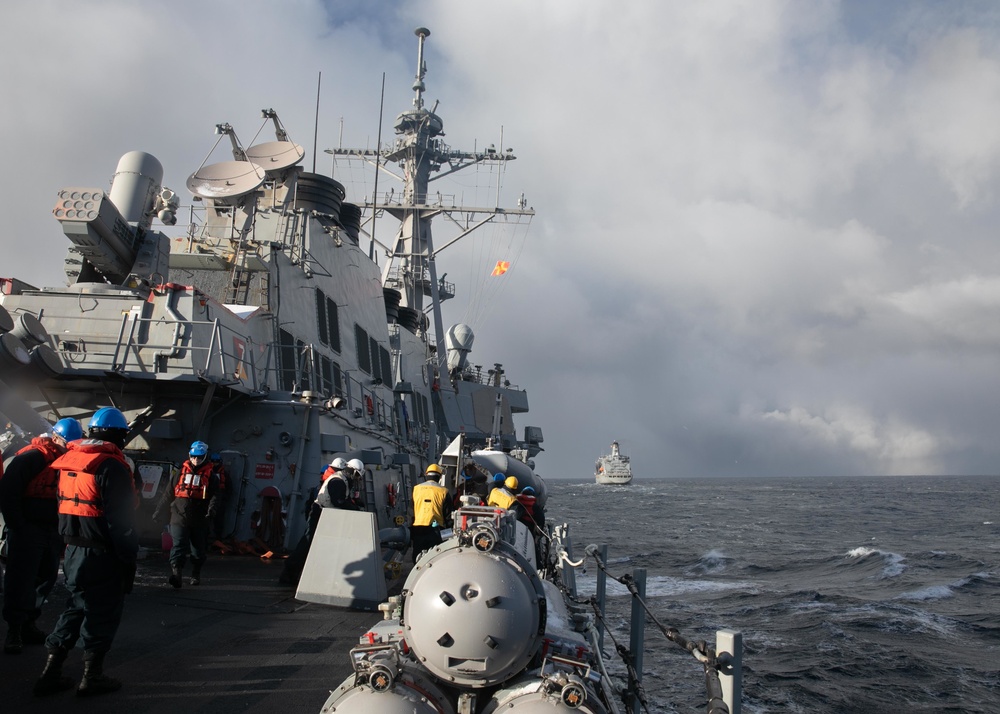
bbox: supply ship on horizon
[595,440,632,485]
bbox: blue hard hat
[52,418,83,442]
[90,407,128,430]
[189,441,209,457]
[521,486,535,495]
[493,473,505,483]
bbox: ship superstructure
[0,27,742,714]
[0,27,540,551]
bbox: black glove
[121,562,137,595]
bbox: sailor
[452,461,476,506]
[516,485,547,564]
[410,464,453,562]
[318,459,364,508]
[453,461,488,507]
[487,475,520,510]
[154,441,221,588]
[515,485,545,532]
[335,459,365,511]
[0,418,83,655]
[279,457,357,586]
[35,407,137,697]
[208,452,228,537]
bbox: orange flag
[491,260,511,276]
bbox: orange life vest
[516,493,537,520]
[174,460,214,499]
[320,465,340,482]
[17,437,65,499]
[212,462,227,493]
[53,439,131,517]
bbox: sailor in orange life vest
[515,485,546,533]
[153,441,221,589]
[410,464,453,563]
[0,418,84,655]
[35,407,138,697]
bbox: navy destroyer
[0,27,740,714]
[0,27,538,554]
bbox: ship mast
[326,27,534,375]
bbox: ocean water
[547,476,1000,713]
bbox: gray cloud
[4,1,1000,478]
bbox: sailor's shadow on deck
[295,508,387,610]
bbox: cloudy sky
[4,0,1000,479]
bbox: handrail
[579,544,742,714]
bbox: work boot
[33,647,74,696]
[190,563,202,586]
[168,564,182,589]
[77,651,121,697]
[22,621,48,645]
[4,624,23,654]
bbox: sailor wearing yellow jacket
[410,464,453,562]
[487,475,519,510]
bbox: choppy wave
[688,548,733,574]
[845,546,907,578]
[549,475,1000,712]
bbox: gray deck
[1,550,376,713]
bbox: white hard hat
[347,458,365,472]
[331,457,347,469]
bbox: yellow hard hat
[504,476,519,490]
[425,463,443,475]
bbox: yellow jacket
[413,480,451,527]
[487,486,517,510]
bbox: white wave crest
[846,546,906,577]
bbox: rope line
[580,545,733,714]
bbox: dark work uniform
[0,439,65,630]
[46,439,138,656]
[280,469,359,585]
[158,459,220,572]
[410,478,453,563]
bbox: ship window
[315,290,341,353]
[326,297,340,352]
[411,393,422,426]
[369,335,381,381]
[379,346,391,387]
[312,356,343,397]
[297,339,310,391]
[314,354,334,396]
[316,291,327,345]
[413,392,429,426]
[356,324,371,374]
[278,328,296,391]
